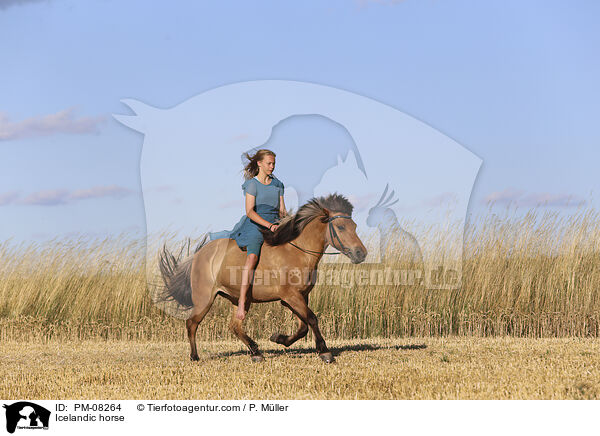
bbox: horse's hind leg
[186,290,216,361]
[229,303,264,362]
[270,295,309,347]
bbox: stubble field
[2,207,600,399]
[2,337,599,399]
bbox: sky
[1,0,599,243]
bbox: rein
[287,215,353,257]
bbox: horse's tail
[157,234,210,308]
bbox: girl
[218,149,287,320]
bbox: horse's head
[321,208,367,264]
[367,183,399,227]
[260,193,367,263]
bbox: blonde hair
[242,149,276,179]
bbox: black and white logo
[3,402,50,434]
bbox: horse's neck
[294,218,328,263]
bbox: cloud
[483,188,525,204]
[520,193,587,208]
[0,0,48,10]
[70,185,133,200]
[10,185,137,206]
[483,188,586,208]
[31,225,144,241]
[21,189,70,206]
[422,192,459,208]
[0,107,106,141]
[0,191,19,206]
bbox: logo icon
[3,402,50,434]
[113,79,482,316]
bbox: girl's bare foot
[235,306,246,320]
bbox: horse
[158,193,367,363]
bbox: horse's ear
[321,207,331,223]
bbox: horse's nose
[353,248,366,262]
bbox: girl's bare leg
[237,253,258,320]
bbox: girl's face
[258,155,275,175]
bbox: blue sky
[1,0,599,242]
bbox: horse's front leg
[281,292,334,363]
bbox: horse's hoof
[270,333,285,344]
[319,352,335,364]
[251,354,265,363]
[190,354,199,362]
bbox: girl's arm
[279,195,287,219]
[245,193,275,228]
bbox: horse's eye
[338,225,345,230]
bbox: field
[2,337,599,399]
[1,207,600,399]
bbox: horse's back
[191,238,237,288]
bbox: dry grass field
[1,207,600,399]
[2,337,599,399]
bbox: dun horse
[159,193,367,363]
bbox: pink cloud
[483,188,586,208]
[12,185,137,206]
[0,107,106,141]
[483,188,525,204]
[70,185,133,200]
[422,192,459,208]
[20,189,70,206]
[0,191,19,206]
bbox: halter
[287,214,353,257]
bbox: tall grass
[1,207,600,341]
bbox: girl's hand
[270,224,279,232]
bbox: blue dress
[209,175,284,257]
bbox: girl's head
[243,149,276,179]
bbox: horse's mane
[261,193,353,246]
